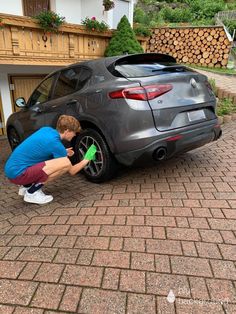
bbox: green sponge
[84,144,97,161]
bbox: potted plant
[81,16,109,32]
[35,10,65,33]
[103,0,115,11]
[0,17,4,29]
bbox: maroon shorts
[9,162,48,185]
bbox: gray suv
[7,53,222,182]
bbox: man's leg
[42,157,72,182]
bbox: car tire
[8,127,21,150]
[74,128,118,183]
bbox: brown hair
[56,115,81,133]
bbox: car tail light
[109,84,172,101]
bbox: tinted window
[114,62,188,78]
[28,76,54,107]
[53,67,91,98]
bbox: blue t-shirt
[4,127,67,179]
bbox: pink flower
[91,16,96,20]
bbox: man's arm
[68,144,97,176]
[68,159,90,176]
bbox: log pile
[146,26,232,68]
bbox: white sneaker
[24,190,53,205]
[18,185,28,196]
[37,189,53,198]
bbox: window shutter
[23,0,50,17]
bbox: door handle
[66,99,77,106]
[32,106,43,113]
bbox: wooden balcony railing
[0,13,114,66]
[0,13,147,66]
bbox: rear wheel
[74,129,117,183]
[8,127,21,150]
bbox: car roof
[45,53,177,78]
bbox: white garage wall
[113,0,130,29]
[54,0,82,24]
[81,0,105,24]
[0,0,23,15]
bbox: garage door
[0,94,4,135]
[11,76,46,112]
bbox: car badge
[190,78,197,88]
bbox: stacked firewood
[146,26,231,67]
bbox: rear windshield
[107,54,193,78]
[114,62,188,78]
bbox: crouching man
[4,115,96,205]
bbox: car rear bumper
[115,120,222,166]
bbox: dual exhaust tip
[153,128,222,161]
[153,147,167,161]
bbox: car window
[28,76,54,107]
[114,62,187,78]
[53,67,91,98]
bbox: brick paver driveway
[0,122,235,314]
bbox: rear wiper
[152,65,186,72]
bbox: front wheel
[74,129,118,183]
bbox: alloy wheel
[78,135,104,176]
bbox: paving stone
[0,279,38,306]
[171,256,213,277]
[79,288,126,314]
[18,247,57,262]
[92,250,130,268]
[131,252,155,271]
[146,273,190,297]
[1,120,236,313]
[60,265,103,287]
[59,286,82,312]
[0,305,15,314]
[74,236,109,250]
[195,242,222,259]
[127,293,156,314]
[206,279,236,303]
[31,283,65,309]
[176,299,224,313]
[34,263,64,283]
[102,268,120,290]
[146,239,182,255]
[210,260,236,280]
[166,227,200,241]
[0,261,25,279]
[120,270,146,293]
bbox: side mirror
[15,97,26,108]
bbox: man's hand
[66,147,74,157]
[84,144,97,161]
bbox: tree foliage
[105,15,143,57]
[134,0,233,27]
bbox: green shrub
[189,0,225,20]
[134,25,151,37]
[208,78,217,95]
[159,7,193,23]
[134,7,150,25]
[217,98,235,116]
[105,15,143,57]
[223,19,236,39]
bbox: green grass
[217,98,236,116]
[186,64,236,75]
